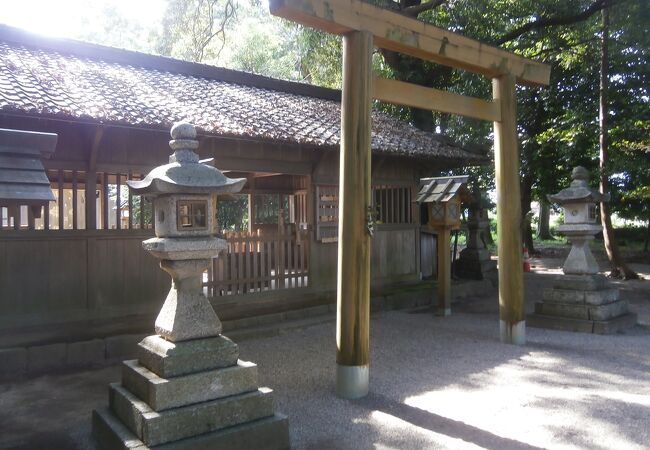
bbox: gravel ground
[1,262,649,450]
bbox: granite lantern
[93,122,290,450]
[417,175,469,316]
[453,189,497,285]
[528,166,636,334]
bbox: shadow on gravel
[357,392,545,450]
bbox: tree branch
[495,0,618,45]
[402,0,446,17]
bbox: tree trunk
[644,218,649,252]
[598,5,639,280]
[537,198,553,240]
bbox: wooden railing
[206,228,309,297]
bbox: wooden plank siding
[0,230,168,330]
[0,116,432,338]
[207,228,310,297]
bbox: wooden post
[86,127,103,230]
[248,176,255,233]
[493,74,525,345]
[435,227,452,316]
[86,171,97,230]
[336,30,373,399]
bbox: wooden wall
[0,230,168,331]
[0,114,442,340]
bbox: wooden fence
[206,229,309,297]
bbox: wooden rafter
[269,0,551,86]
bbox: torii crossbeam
[270,0,551,399]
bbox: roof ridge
[0,23,342,102]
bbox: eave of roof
[0,24,488,165]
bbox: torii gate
[270,0,551,399]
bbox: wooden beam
[336,30,372,399]
[214,157,312,176]
[493,74,525,345]
[269,0,551,86]
[373,76,501,122]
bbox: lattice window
[316,185,338,242]
[373,185,412,224]
[0,170,154,231]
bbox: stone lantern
[453,188,497,285]
[0,128,57,229]
[528,166,636,334]
[417,175,469,316]
[93,122,290,450]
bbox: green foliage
[217,194,248,231]
[155,0,236,63]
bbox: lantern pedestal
[92,122,289,450]
[528,167,636,334]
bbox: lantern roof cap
[127,122,246,196]
[416,175,470,203]
[547,166,609,205]
[0,127,57,205]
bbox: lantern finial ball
[170,121,197,140]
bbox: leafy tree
[155,0,237,63]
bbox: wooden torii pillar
[270,0,550,398]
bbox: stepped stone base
[528,312,638,335]
[137,335,239,378]
[93,334,289,449]
[93,408,290,450]
[528,274,636,334]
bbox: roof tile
[0,38,486,163]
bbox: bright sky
[1,0,166,39]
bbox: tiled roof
[0,25,486,164]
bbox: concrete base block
[137,334,238,378]
[535,300,629,321]
[500,320,525,345]
[528,312,637,334]
[543,287,619,305]
[336,364,369,399]
[27,343,66,372]
[93,407,289,450]
[110,384,275,446]
[106,334,148,361]
[67,339,105,367]
[0,347,27,377]
[122,359,258,411]
[552,274,608,291]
